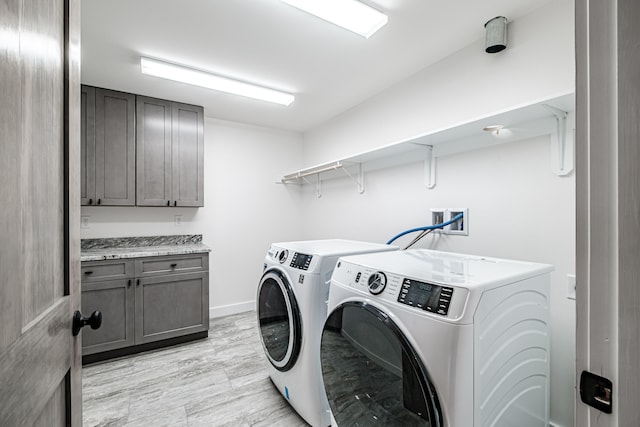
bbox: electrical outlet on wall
[81,216,90,229]
[174,215,183,226]
[444,208,468,236]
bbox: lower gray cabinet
[81,278,135,353]
[136,272,209,344]
[81,253,209,359]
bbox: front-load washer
[321,249,553,427]
[257,239,398,427]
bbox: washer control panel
[290,252,313,271]
[397,278,454,316]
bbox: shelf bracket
[340,163,365,194]
[542,104,573,176]
[424,145,436,189]
[315,174,322,198]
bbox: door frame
[67,0,82,423]
[575,0,640,425]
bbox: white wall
[303,0,574,166]
[298,1,575,426]
[80,117,304,316]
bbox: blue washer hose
[386,212,464,245]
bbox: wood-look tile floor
[82,311,309,427]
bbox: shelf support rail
[280,161,364,197]
[424,145,436,189]
[542,104,572,176]
[281,161,344,182]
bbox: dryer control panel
[397,278,453,316]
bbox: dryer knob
[368,272,387,295]
[278,250,289,264]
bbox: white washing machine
[257,240,398,427]
[320,249,553,427]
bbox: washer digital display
[398,278,453,315]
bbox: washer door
[321,302,443,427]
[257,269,302,371]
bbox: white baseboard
[210,300,255,318]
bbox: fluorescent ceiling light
[281,0,388,39]
[140,57,295,106]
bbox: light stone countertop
[80,235,211,262]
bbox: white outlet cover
[445,208,468,236]
[430,208,446,233]
[81,216,90,229]
[174,215,183,226]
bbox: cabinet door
[136,95,172,206]
[81,278,135,355]
[135,272,209,344]
[80,85,96,205]
[95,88,136,206]
[172,102,204,207]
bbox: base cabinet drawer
[82,259,133,282]
[81,253,209,361]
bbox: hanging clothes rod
[281,161,344,182]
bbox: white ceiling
[81,0,552,133]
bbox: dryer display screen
[398,279,453,315]
[290,252,313,270]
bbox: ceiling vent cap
[485,16,507,53]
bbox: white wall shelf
[279,91,575,195]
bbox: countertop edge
[81,245,212,262]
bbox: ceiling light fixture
[280,0,388,39]
[140,57,295,106]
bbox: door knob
[72,310,102,336]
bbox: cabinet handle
[88,198,93,205]
[170,263,178,268]
[174,201,177,207]
[167,200,170,206]
[84,271,93,275]
[127,279,131,288]
[136,279,140,286]
[97,198,101,205]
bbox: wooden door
[95,88,136,206]
[172,102,204,207]
[0,0,82,425]
[136,95,173,206]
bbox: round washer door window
[257,270,302,371]
[321,302,442,426]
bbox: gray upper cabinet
[136,96,172,206]
[80,86,204,207]
[80,85,96,205]
[136,96,204,207]
[95,88,136,205]
[81,85,136,206]
[172,102,205,207]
